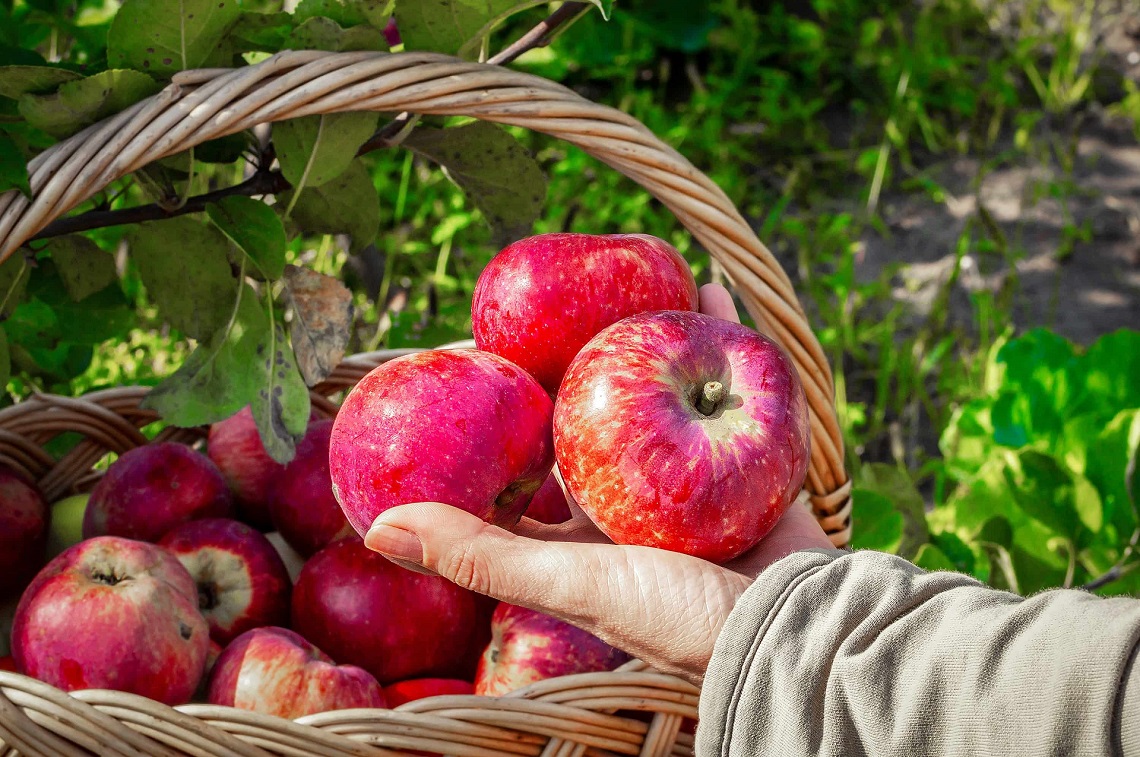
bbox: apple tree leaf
[0,65,82,100]
[128,217,239,340]
[403,121,546,244]
[0,131,29,197]
[142,283,311,463]
[18,70,160,139]
[287,17,386,52]
[229,11,295,53]
[274,112,380,191]
[294,0,391,27]
[207,195,287,280]
[106,0,241,76]
[283,264,354,386]
[43,236,118,301]
[280,159,379,252]
[0,252,30,317]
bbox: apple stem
[697,381,727,415]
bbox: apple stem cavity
[198,583,218,611]
[696,381,727,416]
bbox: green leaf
[0,326,9,389]
[0,65,82,100]
[106,0,241,76]
[1086,410,1140,533]
[931,531,977,575]
[850,487,903,553]
[0,130,28,196]
[229,11,295,53]
[207,196,287,280]
[287,16,385,51]
[128,217,239,340]
[0,252,30,317]
[142,283,310,463]
[1076,329,1140,417]
[18,70,160,139]
[281,159,379,252]
[294,0,371,26]
[282,265,354,386]
[853,463,930,559]
[274,112,380,190]
[1005,450,1092,539]
[403,121,546,244]
[42,235,118,301]
[995,327,1078,431]
[913,543,957,572]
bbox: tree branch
[29,168,292,242]
[355,1,590,154]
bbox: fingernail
[365,524,424,563]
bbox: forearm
[697,549,1140,757]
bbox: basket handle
[0,50,851,546]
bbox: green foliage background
[0,0,1137,595]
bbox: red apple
[83,443,234,543]
[206,626,386,718]
[384,678,474,707]
[292,538,481,684]
[329,349,554,537]
[553,310,810,563]
[158,518,292,645]
[11,536,209,705]
[0,655,15,672]
[476,603,630,696]
[524,471,572,525]
[207,406,287,531]
[472,233,699,394]
[0,467,49,598]
[268,420,354,557]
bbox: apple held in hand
[0,467,49,598]
[83,443,234,543]
[330,349,554,536]
[11,536,209,705]
[292,538,482,684]
[207,406,287,531]
[476,603,631,696]
[158,518,292,645]
[206,626,387,718]
[384,678,474,707]
[472,233,699,394]
[554,310,810,563]
[267,420,353,557]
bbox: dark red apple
[329,349,554,537]
[553,310,810,563]
[83,443,234,543]
[11,536,209,704]
[267,420,354,557]
[0,467,49,598]
[476,603,630,696]
[0,655,15,672]
[291,537,481,685]
[524,471,572,524]
[207,406,287,531]
[206,626,387,718]
[472,233,699,394]
[384,678,474,707]
[158,518,292,645]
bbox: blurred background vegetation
[3,0,1139,594]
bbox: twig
[355,1,589,155]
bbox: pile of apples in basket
[0,232,809,716]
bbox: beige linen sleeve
[695,548,1140,756]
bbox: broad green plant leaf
[0,131,29,196]
[128,217,239,340]
[850,488,903,553]
[281,159,380,252]
[18,70,159,138]
[207,195,287,280]
[294,0,391,27]
[106,0,241,76]
[403,121,546,244]
[0,65,81,100]
[853,463,930,559]
[274,112,380,190]
[913,543,957,572]
[42,235,118,301]
[283,265,354,385]
[229,11,294,53]
[287,17,385,51]
[395,0,610,58]
[1086,410,1140,533]
[142,283,311,463]
[1076,329,1140,417]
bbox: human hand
[363,283,837,685]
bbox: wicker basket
[0,50,852,756]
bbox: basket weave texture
[0,50,852,755]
